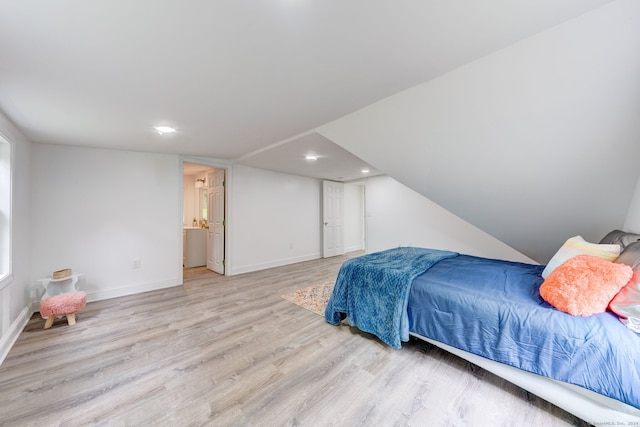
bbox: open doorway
[183,162,226,275]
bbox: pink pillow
[540,254,633,316]
[609,270,640,332]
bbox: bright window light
[305,155,318,161]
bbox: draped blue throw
[325,247,458,348]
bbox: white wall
[319,0,640,263]
[624,176,640,233]
[228,165,322,274]
[365,176,535,264]
[344,182,365,252]
[0,112,32,364]
[31,144,182,302]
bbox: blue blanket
[325,247,458,348]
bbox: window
[0,134,11,288]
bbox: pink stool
[39,292,87,329]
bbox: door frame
[180,156,232,278]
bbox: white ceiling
[0,0,613,182]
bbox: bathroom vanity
[183,227,207,267]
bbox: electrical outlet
[132,259,141,269]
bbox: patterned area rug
[281,281,335,316]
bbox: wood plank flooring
[0,253,591,426]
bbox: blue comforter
[325,247,458,348]
[409,255,640,410]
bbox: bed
[325,241,640,424]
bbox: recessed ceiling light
[154,125,176,135]
[305,155,318,161]
[361,169,370,174]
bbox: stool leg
[43,316,55,329]
[66,313,76,326]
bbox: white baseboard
[230,252,321,275]
[24,278,183,309]
[85,278,182,302]
[0,305,32,366]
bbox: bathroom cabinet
[183,227,207,267]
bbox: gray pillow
[616,242,640,270]
[600,230,640,250]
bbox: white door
[322,180,345,258]
[207,169,225,274]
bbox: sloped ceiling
[318,0,640,262]
[1,0,634,261]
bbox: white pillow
[541,236,621,278]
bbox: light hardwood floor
[1,253,591,426]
